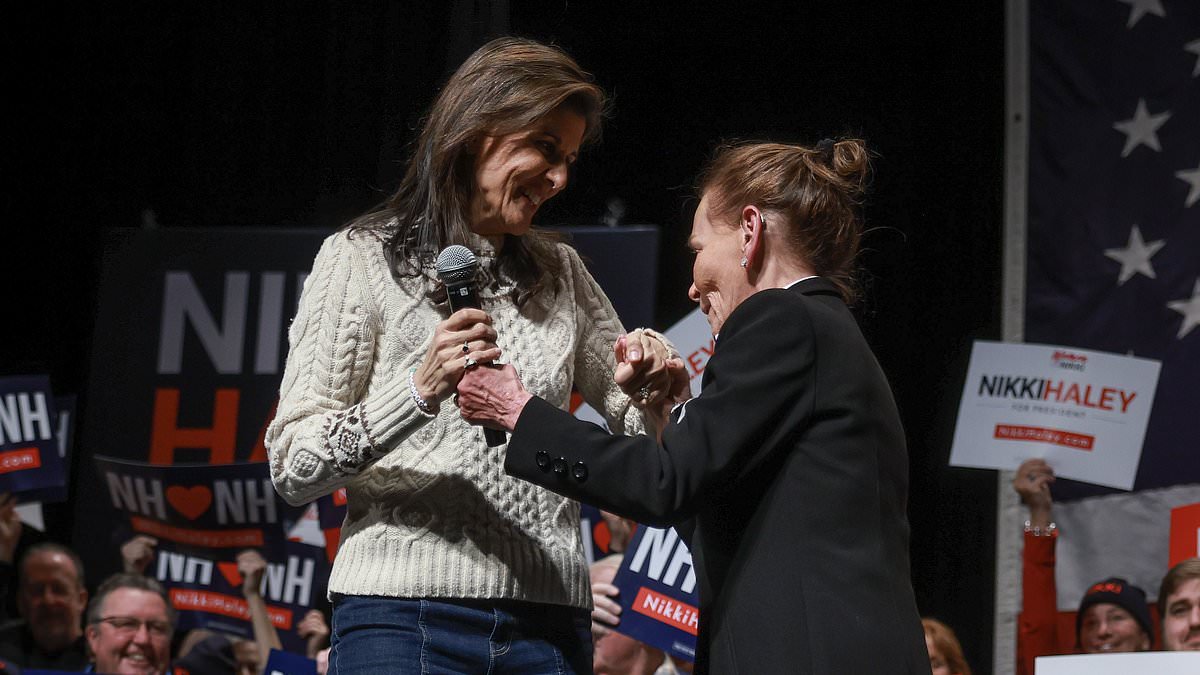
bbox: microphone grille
[435,245,479,285]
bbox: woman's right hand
[412,308,501,408]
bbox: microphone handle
[445,281,507,447]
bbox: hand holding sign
[0,493,20,564]
[590,571,622,638]
[297,609,330,659]
[238,549,268,597]
[1013,458,1056,528]
[121,535,158,574]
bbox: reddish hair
[923,618,972,675]
[696,139,871,304]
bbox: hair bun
[828,139,871,197]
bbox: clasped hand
[456,328,691,432]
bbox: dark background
[5,1,1006,671]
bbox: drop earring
[740,257,748,268]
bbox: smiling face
[85,588,172,675]
[687,193,755,335]
[1163,577,1200,651]
[1078,602,1150,653]
[468,105,586,240]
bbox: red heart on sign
[217,562,243,588]
[166,486,212,520]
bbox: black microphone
[436,245,506,447]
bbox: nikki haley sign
[611,525,699,663]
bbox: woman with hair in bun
[458,139,928,674]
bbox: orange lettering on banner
[631,586,700,635]
[0,447,42,474]
[993,424,1094,451]
[169,589,294,629]
[150,388,239,464]
[1169,503,1200,568]
[131,516,263,548]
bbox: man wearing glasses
[85,573,174,675]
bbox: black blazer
[507,278,930,674]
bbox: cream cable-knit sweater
[266,230,652,609]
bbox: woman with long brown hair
[266,37,672,673]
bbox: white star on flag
[1177,163,1200,208]
[1113,98,1171,157]
[1104,224,1165,284]
[1167,279,1200,339]
[1116,0,1166,28]
[1187,39,1200,78]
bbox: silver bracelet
[409,368,436,417]
[1024,520,1057,537]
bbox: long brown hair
[348,37,606,305]
[696,139,871,304]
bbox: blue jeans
[329,595,593,674]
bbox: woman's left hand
[614,329,672,408]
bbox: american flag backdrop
[1026,0,1199,493]
[995,2,1200,667]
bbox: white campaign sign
[1035,652,1200,674]
[949,341,1161,490]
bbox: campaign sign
[94,457,327,653]
[949,341,1161,490]
[579,503,620,566]
[19,395,76,505]
[0,375,65,495]
[315,488,347,563]
[264,648,318,675]
[1035,652,1200,674]
[1169,502,1200,568]
[74,228,330,584]
[611,526,699,663]
[94,456,310,548]
[150,537,327,654]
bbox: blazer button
[535,451,551,472]
[571,461,588,482]
[552,457,568,475]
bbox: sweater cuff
[639,327,679,360]
[360,376,429,449]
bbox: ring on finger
[462,342,470,353]
[637,385,651,401]
[464,357,478,370]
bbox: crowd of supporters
[0,493,330,675]
[2,473,1197,674]
[919,458,1200,675]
